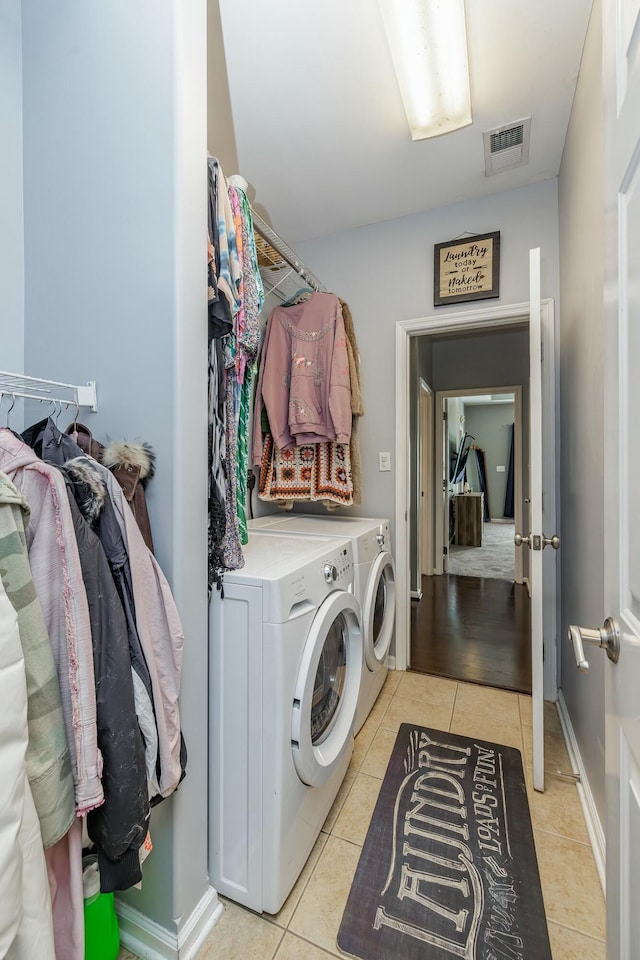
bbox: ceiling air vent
[483,118,531,177]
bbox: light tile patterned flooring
[119,672,606,960]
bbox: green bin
[82,856,120,960]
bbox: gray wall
[21,0,210,935]
[297,180,559,536]
[558,0,605,823]
[1,0,24,374]
[464,402,515,519]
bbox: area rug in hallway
[337,724,551,960]
[448,522,516,580]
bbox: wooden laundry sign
[434,231,500,306]
[338,724,551,960]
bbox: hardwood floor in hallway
[410,573,532,693]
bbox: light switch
[496,465,505,472]
[379,452,391,472]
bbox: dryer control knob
[323,563,338,583]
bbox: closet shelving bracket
[0,372,98,413]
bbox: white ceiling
[218,0,593,244]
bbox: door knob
[568,617,621,672]
[543,534,560,549]
[514,532,530,548]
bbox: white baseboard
[117,885,223,960]
[556,692,606,895]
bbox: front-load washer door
[363,551,396,672]
[291,591,362,787]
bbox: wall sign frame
[433,231,500,306]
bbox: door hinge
[443,410,448,421]
[443,546,448,556]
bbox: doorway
[394,298,558,703]
[434,386,524,584]
[410,346,531,692]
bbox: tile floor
[118,671,606,960]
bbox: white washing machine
[249,516,395,734]
[208,531,362,914]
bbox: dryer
[208,531,362,914]
[249,516,395,733]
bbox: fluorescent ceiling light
[379,0,472,141]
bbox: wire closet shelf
[251,210,326,303]
[0,371,98,412]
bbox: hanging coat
[59,466,150,893]
[0,471,75,849]
[67,455,186,799]
[61,457,160,802]
[0,571,56,960]
[0,428,102,815]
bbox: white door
[601,0,640,953]
[442,400,450,573]
[516,249,560,792]
[419,382,434,577]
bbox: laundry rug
[337,724,551,960]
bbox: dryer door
[363,551,396,672]
[291,591,362,787]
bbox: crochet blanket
[258,434,353,506]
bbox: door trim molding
[394,298,557,698]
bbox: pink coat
[0,429,102,816]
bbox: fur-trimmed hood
[103,441,156,486]
[62,456,108,526]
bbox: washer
[208,531,362,914]
[249,516,395,734]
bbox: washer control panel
[322,547,352,584]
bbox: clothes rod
[0,372,98,412]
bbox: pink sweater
[253,293,351,460]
